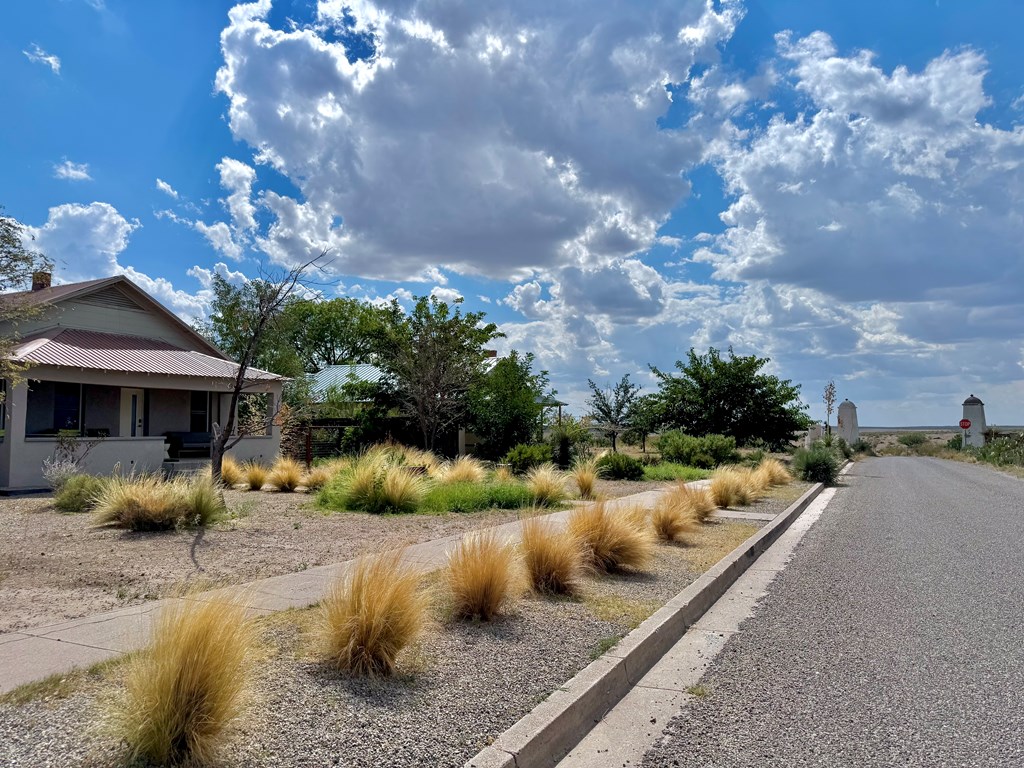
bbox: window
[190,391,210,433]
[26,381,82,436]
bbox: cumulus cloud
[215,0,743,279]
[23,43,61,74]
[155,178,179,198]
[53,160,92,181]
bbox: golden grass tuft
[519,515,583,595]
[757,457,793,486]
[710,469,745,509]
[219,456,244,487]
[439,455,487,485]
[687,485,719,522]
[379,465,427,512]
[243,461,267,491]
[567,502,655,573]
[446,530,522,621]
[493,465,514,483]
[320,550,429,676]
[92,473,224,530]
[526,463,568,506]
[301,466,333,491]
[268,457,304,492]
[651,495,699,542]
[571,456,600,500]
[108,596,257,766]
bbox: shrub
[567,503,654,572]
[446,530,521,621]
[109,596,257,766]
[834,437,854,460]
[243,461,268,491]
[219,456,244,487]
[793,447,840,484]
[897,432,927,447]
[657,432,739,468]
[642,463,712,482]
[320,461,428,514]
[709,469,744,509]
[571,456,600,500]
[321,550,429,676]
[851,438,875,455]
[651,495,698,542]
[301,466,333,491]
[519,515,583,595]
[595,452,644,481]
[946,434,963,451]
[438,455,487,485]
[42,457,80,492]
[503,443,553,475]
[268,457,304,492]
[526,463,568,506]
[53,474,106,513]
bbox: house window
[190,391,210,433]
[27,381,82,436]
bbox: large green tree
[378,295,502,452]
[466,351,548,459]
[651,346,809,449]
[281,297,400,372]
[623,393,663,453]
[0,209,52,392]
[586,374,640,452]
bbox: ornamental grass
[446,530,522,621]
[567,502,654,573]
[519,515,583,595]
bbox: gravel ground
[0,484,809,767]
[643,458,1024,767]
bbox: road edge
[465,480,829,768]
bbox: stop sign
[959,419,971,430]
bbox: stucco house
[0,273,285,491]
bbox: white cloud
[193,220,243,261]
[155,178,179,199]
[429,286,463,303]
[53,160,92,181]
[23,43,61,74]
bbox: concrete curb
[465,480,828,768]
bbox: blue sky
[3,0,1023,425]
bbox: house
[0,272,285,491]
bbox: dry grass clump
[567,502,655,573]
[526,463,568,506]
[438,455,487,485]
[321,550,429,677]
[757,457,793,486]
[108,596,257,766]
[519,515,583,595]
[687,485,719,522]
[268,456,304,492]
[446,530,522,621]
[301,466,333,491]
[92,473,225,530]
[379,465,428,512]
[651,495,699,542]
[710,469,745,509]
[219,456,244,487]
[243,461,267,491]
[493,465,514,483]
[571,456,600,500]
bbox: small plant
[268,457,304,492]
[493,465,514,483]
[756,458,792,486]
[53,474,106,513]
[219,456,244,487]
[945,434,963,451]
[379,465,428,513]
[301,465,333,491]
[438,455,487,485]
[571,456,600,499]
[793,447,840,484]
[651,495,698,542]
[897,432,927,447]
[242,461,267,491]
[108,596,257,766]
[41,457,81,492]
[709,469,744,508]
[519,515,583,595]
[656,432,738,468]
[567,502,654,572]
[526,463,569,506]
[503,443,554,474]
[320,550,429,676]
[92,473,225,530]
[446,530,521,621]
[595,452,644,481]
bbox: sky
[3,0,1023,426]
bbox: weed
[585,594,662,628]
[446,530,522,621]
[519,515,583,595]
[590,636,620,660]
[687,684,710,697]
[567,502,654,573]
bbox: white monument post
[961,394,987,448]
[837,399,859,444]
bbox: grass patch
[420,481,533,514]
[642,463,712,482]
[687,684,710,697]
[567,502,655,573]
[92,473,225,531]
[446,530,522,621]
[590,635,621,660]
[584,594,663,629]
[681,520,760,573]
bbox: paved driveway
[643,457,1024,767]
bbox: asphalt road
[642,457,1024,767]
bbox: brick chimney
[31,271,52,291]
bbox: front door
[119,388,145,437]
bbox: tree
[281,297,400,372]
[823,379,836,436]
[0,208,52,392]
[207,254,326,483]
[586,374,640,453]
[465,351,548,459]
[651,347,810,450]
[378,295,502,452]
[623,393,663,453]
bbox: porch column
[0,380,29,488]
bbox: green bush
[420,482,532,514]
[946,434,963,451]
[897,432,927,447]
[596,452,644,481]
[656,431,738,468]
[503,443,553,475]
[741,448,767,468]
[54,474,106,513]
[834,437,854,460]
[974,433,1024,466]
[793,447,839,484]
[641,463,712,482]
[851,438,875,455]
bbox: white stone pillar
[837,400,859,443]
[961,395,986,448]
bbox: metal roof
[963,394,984,406]
[10,328,283,381]
[311,364,388,395]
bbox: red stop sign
[959,419,972,429]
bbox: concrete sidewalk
[3,487,719,695]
